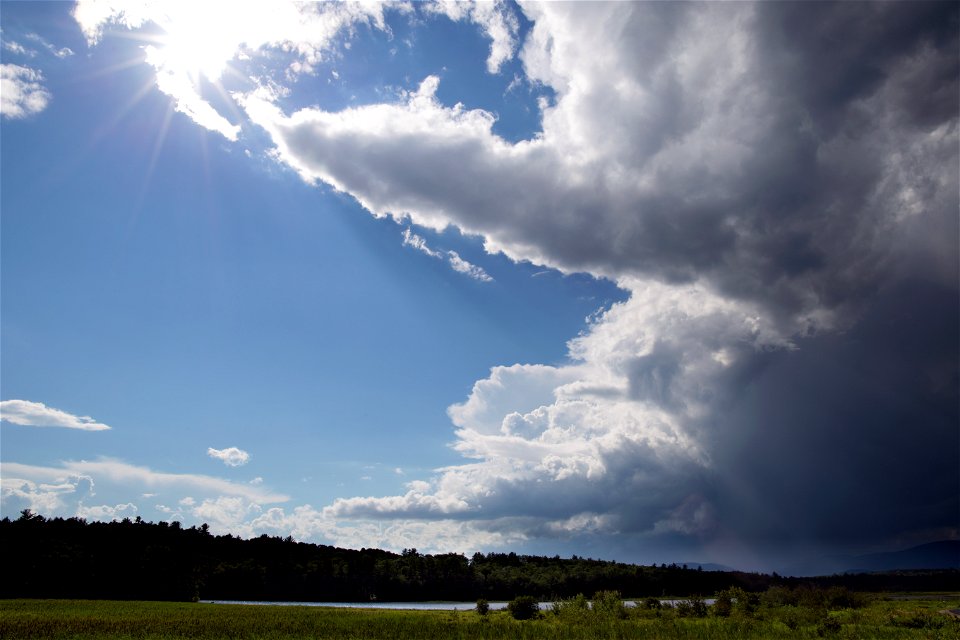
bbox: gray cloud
[71,1,958,566]
[268,2,958,566]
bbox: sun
[147,21,236,84]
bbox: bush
[641,597,662,610]
[823,586,865,609]
[475,598,489,616]
[888,610,946,630]
[761,586,797,608]
[592,590,628,620]
[721,586,756,617]
[507,595,540,620]
[676,596,708,618]
[816,616,841,636]
[713,590,733,617]
[552,593,589,620]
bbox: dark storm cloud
[710,279,959,544]
[242,2,957,566]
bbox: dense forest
[2,511,956,602]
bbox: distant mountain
[779,541,960,577]
[846,541,960,573]
[675,562,737,572]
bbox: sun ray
[129,100,176,224]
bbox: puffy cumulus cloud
[248,504,521,554]
[243,2,956,326]
[0,64,51,119]
[76,502,138,522]
[207,446,251,467]
[236,2,956,564]
[326,283,788,540]
[316,274,957,566]
[63,2,957,565]
[0,463,96,515]
[0,400,111,431]
[188,496,263,535]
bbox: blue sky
[2,1,957,573]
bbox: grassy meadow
[1,595,958,640]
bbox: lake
[201,600,514,610]
[201,599,715,610]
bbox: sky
[1,1,957,574]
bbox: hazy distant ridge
[779,541,960,577]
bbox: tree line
[1,511,955,602]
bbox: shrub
[641,597,662,610]
[592,590,628,620]
[816,616,841,636]
[507,595,540,620]
[725,587,756,617]
[888,610,946,630]
[552,593,589,620]
[713,590,733,617]
[823,586,865,609]
[475,598,489,616]
[676,596,708,618]
[761,585,797,608]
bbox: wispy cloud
[0,400,110,431]
[2,39,36,57]
[402,228,443,259]
[426,0,519,73]
[23,32,73,58]
[0,65,51,119]
[1,459,287,505]
[446,250,493,283]
[402,229,493,282]
[207,447,251,467]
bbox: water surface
[201,598,715,610]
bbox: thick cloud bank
[67,1,958,567]
[240,2,958,565]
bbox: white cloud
[207,446,251,467]
[3,40,36,57]
[0,464,95,514]
[0,399,111,431]
[0,65,51,119]
[23,32,74,58]
[247,504,520,554]
[1,459,286,505]
[446,250,493,282]
[189,496,262,534]
[73,0,391,138]
[144,54,241,140]
[402,228,443,259]
[312,280,803,543]
[428,0,519,73]
[76,502,138,521]
[402,228,493,282]
[60,1,958,561]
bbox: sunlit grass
[1,596,958,639]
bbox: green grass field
[1,596,957,639]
